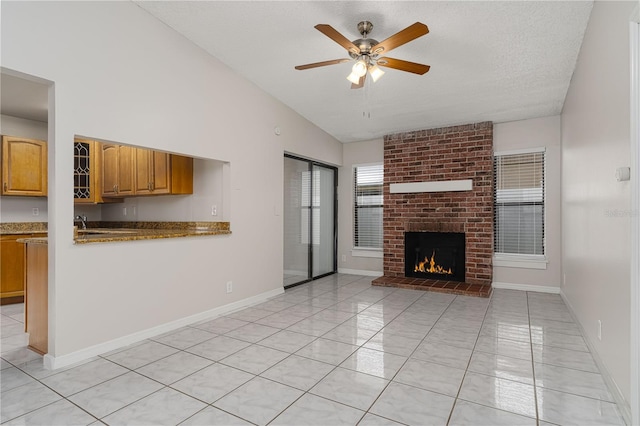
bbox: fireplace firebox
[404,232,465,282]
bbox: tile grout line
[526,291,541,426]
[444,290,493,426]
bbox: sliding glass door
[283,155,337,287]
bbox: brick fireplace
[372,122,493,297]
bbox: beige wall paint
[2,2,342,362]
[561,0,635,408]
[493,116,562,289]
[337,138,384,275]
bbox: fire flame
[415,250,453,275]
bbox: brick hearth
[374,121,494,297]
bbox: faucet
[74,214,87,230]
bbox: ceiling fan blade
[295,58,351,70]
[351,74,366,89]
[315,24,360,55]
[370,22,429,55]
[377,57,430,75]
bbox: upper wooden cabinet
[74,139,121,204]
[101,144,192,197]
[135,149,169,195]
[1,136,47,197]
[135,148,193,196]
[101,143,135,197]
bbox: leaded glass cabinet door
[74,139,93,203]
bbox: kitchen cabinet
[135,148,193,196]
[101,143,135,197]
[74,138,121,204]
[1,233,46,304]
[135,149,170,195]
[100,143,192,198]
[24,242,47,355]
[1,136,47,196]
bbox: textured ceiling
[0,2,594,143]
[136,1,593,143]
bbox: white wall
[337,138,384,275]
[0,114,48,222]
[561,0,635,410]
[1,1,342,362]
[493,116,562,290]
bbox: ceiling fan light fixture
[369,65,385,82]
[346,71,362,85]
[352,58,368,77]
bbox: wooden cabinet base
[1,296,24,305]
[25,243,47,355]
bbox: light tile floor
[0,274,627,425]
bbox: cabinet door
[117,145,135,195]
[134,149,170,195]
[0,235,26,299]
[1,136,47,196]
[169,155,193,195]
[151,151,171,194]
[134,148,153,194]
[101,144,119,196]
[73,139,96,203]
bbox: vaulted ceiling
[135,1,593,142]
[1,2,594,144]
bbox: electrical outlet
[122,207,127,216]
[341,254,346,262]
[597,320,602,340]
[211,205,217,216]
[226,281,233,293]
[32,208,39,216]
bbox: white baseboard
[491,281,561,294]
[337,268,382,277]
[44,286,284,371]
[560,291,631,425]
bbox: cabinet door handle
[3,182,7,192]
[148,182,151,191]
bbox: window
[494,149,545,256]
[354,164,383,250]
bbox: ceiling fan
[295,21,430,89]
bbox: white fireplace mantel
[389,179,473,194]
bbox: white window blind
[494,151,545,255]
[354,164,383,249]
[301,170,320,245]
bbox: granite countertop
[73,223,231,244]
[5,221,231,245]
[0,222,48,235]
